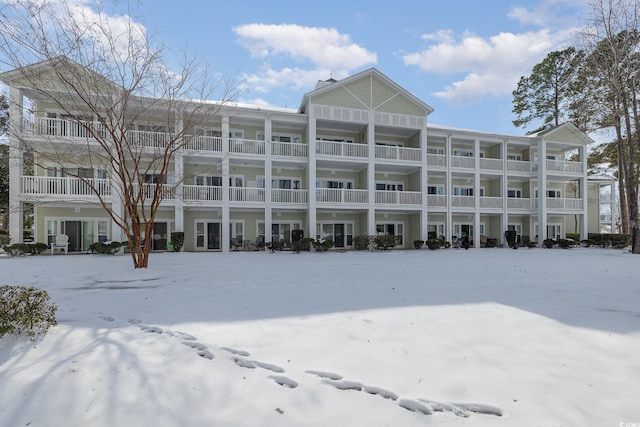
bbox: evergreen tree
[512,47,582,134]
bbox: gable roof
[298,68,434,116]
[531,122,593,145]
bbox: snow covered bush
[0,285,57,338]
[353,235,371,250]
[426,238,441,250]
[5,242,48,256]
[170,232,185,252]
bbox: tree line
[512,0,640,253]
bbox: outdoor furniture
[50,234,69,255]
[230,237,242,251]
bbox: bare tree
[0,0,237,267]
[578,0,640,252]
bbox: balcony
[272,141,308,158]
[316,188,368,204]
[374,145,421,162]
[480,158,503,172]
[451,195,474,208]
[183,135,222,152]
[480,196,503,209]
[533,160,583,174]
[21,176,111,197]
[427,195,447,207]
[547,197,583,211]
[183,185,222,201]
[134,183,175,200]
[229,138,265,156]
[507,160,532,173]
[22,117,106,139]
[375,190,421,206]
[450,156,474,169]
[272,189,307,204]
[229,187,265,203]
[507,198,534,210]
[316,140,368,159]
[427,154,446,167]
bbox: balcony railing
[183,135,222,152]
[134,183,175,199]
[272,189,307,204]
[272,142,308,158]
[451,156,475,168]
[21,176,111,196]
[23,117,107,139]
[507,160,532,173]
[316,140,368,159]
[451,195,474,208]
[547,197,583,210]
[374,145,421,162]
[507,198,534,210]
[316,188,368,204]
[480,158,503,172]
[375,190,421,205]
[229,138,265,155]
[480,196,503,209]
[427,154,446,167]
[427,195,447,207]
[183,185,222,201]
[229,187,265,203]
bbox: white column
[264,114,273,243]
[473,138,480,247]
[420,127,428,240]
[579,146,587,239]
[221,115,230,252]
[537,138,547,242]
[174,114,184,238]
[8,87,24,243]
[367,117,376,235]
[307,111,317,240]
[445,134,452,241]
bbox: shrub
[413,239,424,249]
[92,241,122,255]
[511,242,519,249]
[504,230,517,245]
[373,234,396,250]
[292,237,313,253]
[610,234,631,249]
[5,243,49,256]
[353,235,371,251]
[426,238,441,250]
[291,229,304,242]
[580,239,594,247]
[542,239,556,249]
[0,229,10,247]
[170,232,185,252]
[0,285,57,338]
[566,233,580,241]
[557,238,573,249]
[312,239,334,252]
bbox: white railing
[375,190,421,205]
[272,142,308,158]
[316,140,368,158]
[127,130,173,148]
[374,145,421,162]
[547,198,583,210]
[183,135,222,152]
[427,195,447,207]
[229,138,265,155]
[480,196,503,209]
[545,159,583,174]
[229,187,265,203]
[134,183,175,199]
[507,160,532,173]
[450,156,475,168]
[182,185,222,201]
[316,188,368,204]
[271,189,307,204]
[451,195,475,208]
[507,198,534,210]
[21,176,111,196]
[480,158,503,171]
[427,154,447,167]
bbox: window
[317,179,353,189]
[427,147,445,155]
[428,185,445,195]
[376,223,404,245]
[453,187,473,196]
[376,183,403,191]
[547,190,561,198]
[453,149,473,157]
[196,175,222,186]
[507,189,522,198]
[507,154,522,161]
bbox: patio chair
[246,235,264,251]
[50,234,69,255]
[230,237,242,251]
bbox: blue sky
[7,0,589,136]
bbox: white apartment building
[1,62,615,252]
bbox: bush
[312,239,334,252]
[5,242,49,256]
[413,239,424,249]
[353,235,371,251]
[91,241,122,255]
[0,229,10,247]
[0,285,57,338]
[587,233,631,249]
[557,238,573,249]
[426,238,441,250]
[580,239,594,247]
[542,239,556,249]
[291,229,304,242]
[566,233,580,241]
[292,237,313,253]
[373,234,396,250]
[170,232,185,252]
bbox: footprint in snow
[182,341,207,351]
[305,370,343,380]
[197,350,215,360]
[363,385,399,401]
[269,376,298,389]
[322,379,363,391]
[128,318,142,325]
[139,325,163,334]
[222,347,250,357]
[97,315,114,322]
[233,358,285,373]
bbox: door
[334,224,345,248]
[152,222,168,250]
[63,221,82,252]
[207,223,221,249]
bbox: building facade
[1,64,615,252]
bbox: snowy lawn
[1,248,639,426]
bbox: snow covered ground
[1,247,639,426]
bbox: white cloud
[403,27,576,104]
[233,24,376,99]
[508,0,587,27]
